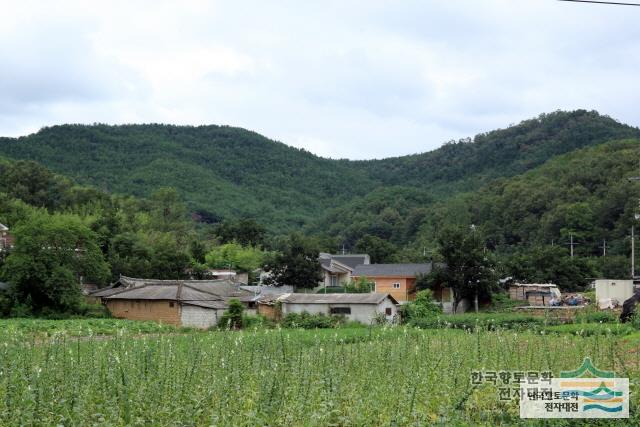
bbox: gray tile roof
[89,284,127,298]
[102,276,255,308]
[330,255,369,269]
[105,283,229,309]
[277,293,397,305]
[352,263,433,278]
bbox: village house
[92,276,261,328]
[351,263,432,302]
[103,282,228,329]
[258,293,399,324]
[318,252,370,288]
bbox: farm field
[0,321,638,426]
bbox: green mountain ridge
[0,110,638,241]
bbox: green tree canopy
[2,212,110,314]
[264,234,322,289]
[355,234,397,263]
[429,226,496,312]
[205,242,266,273]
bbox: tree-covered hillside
[420,139,640,256]
[0,110,637,238]
[353,110,639,194]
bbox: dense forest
[0,110,636,237]
[0,110,639,314]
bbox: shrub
[402,290,441,323]
[281,312,345,329]
[344,277,375,293]
[218,299,244,329]
[409,312,557,330]
[631,312,640,330]
[575,309,618,324]
[241,315,274,329]
[487,292,527,311]
[543,323,634,336]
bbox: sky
[1,0,639,160]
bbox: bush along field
[0,318,191,339]
[0,326,638,425]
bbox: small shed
[263,293,399,324]
[594,279,634,306]
[509,283,560,306]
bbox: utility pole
[627,160,640,279]
[599,239,608,257]
[470,224,479,313]
[632,226,636,279]
[570,234,574,258]
[565,233,578,258]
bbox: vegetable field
[0,325,638,425]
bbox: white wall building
[594,279,634,306]
[277,293,398,324]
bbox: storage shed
[509,283,561,306]
[262,293,399,324]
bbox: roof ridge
[119,275,231,284]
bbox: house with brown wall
[351,263,433,302]
[104,282,231,329]
[97,276,257,328]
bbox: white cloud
[0,0,639,159]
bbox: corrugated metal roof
[352,263,433,277]
[512,283,558,288]
[277,293,397,305]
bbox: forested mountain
[1,110,640,300]
[419,139,640,253]
[0,110,636,237]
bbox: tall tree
[2,213,110,314]
[264,234,322,289]
[355,234,397,263]
[429,226,495,313]
[215,219,266,247]
[149,187,189,237]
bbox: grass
[0,318,190,338]
[0,323,637,425]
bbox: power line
[558,0,640,6]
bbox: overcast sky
[1,0,639,159]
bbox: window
[169,302,175,308]
[330,275,338,287]
[385,307,392,316]
[392,282,401,289]
[330,307,351,315]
